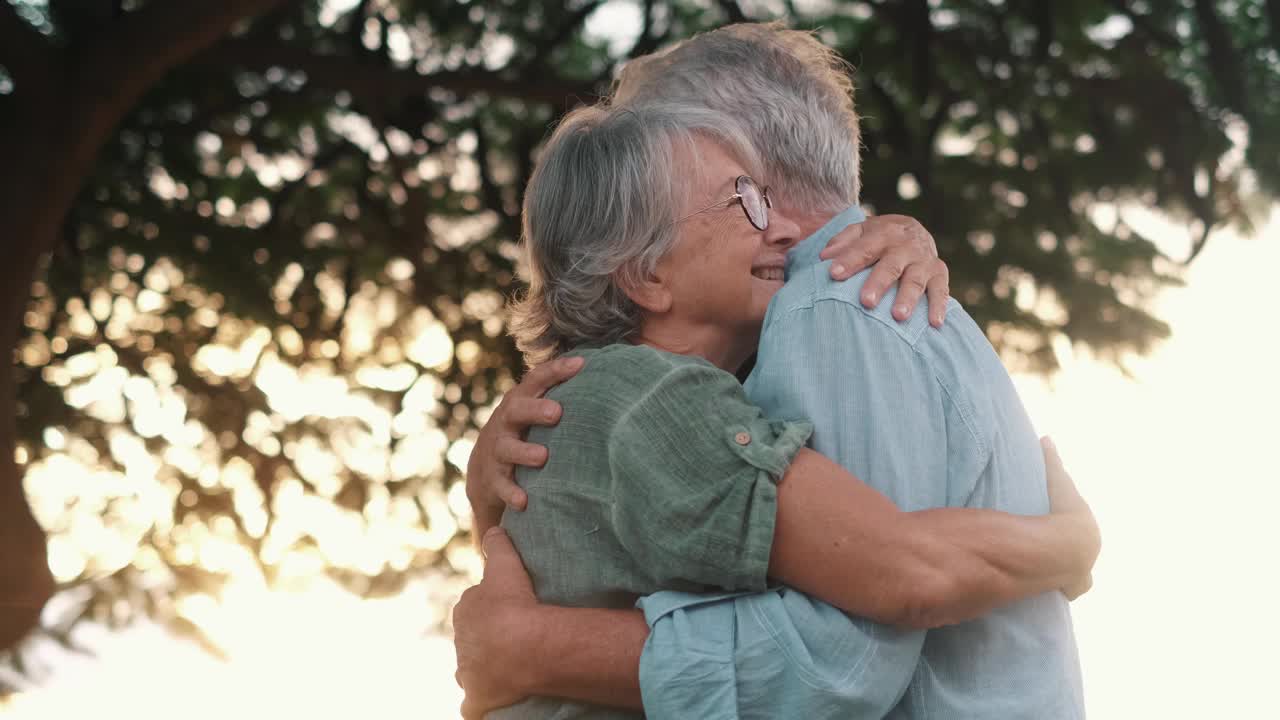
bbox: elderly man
[457,23,1088,720]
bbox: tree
[0,0,1275,661]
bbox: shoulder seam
[765,298,989,456]
[811,294,930,345]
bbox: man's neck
[785,204,866,278]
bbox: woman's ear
[618,267,672,314]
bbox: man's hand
[819,213,951,327]
[466,356,585,539]
[454,528,541,719]
[1042,437,1100,601]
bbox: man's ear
[618,268,672,314]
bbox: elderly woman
[481,100,1098,720]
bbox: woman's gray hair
[509,102,761,365]
[614,22,861,213]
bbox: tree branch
[1032,1,1054,64]
[346,0,372,55]
[1268,0,1280,54]
[1192,0,1248,115]
[198,40,596,107]
[526,0,606,70]
[0,2,54,86]
[626,0,662,59]
[79,0,297,94]
[1104,0,1180,50]
[473,120,520,238]
[865,75,913,154]
[716,0,748,23]
[908,0,934,102]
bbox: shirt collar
[786,204,866,276]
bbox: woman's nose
[764,209,802,250]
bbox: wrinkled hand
[454,528,541,719]
[466,356,585,539]
[819,213,951,327]
[1041,437,1100,601]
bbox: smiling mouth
[751,267,784,282]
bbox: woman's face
[652,135,803,357]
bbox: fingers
[500,396,563,429]
[1041,436,1065,476]
[925,261,951,327]
[859,251,908,310]
[510,355,585,399]
[888,259,933,321]
[1042,436,1090,516]
[471,505,504,545]
[480,527,531,589]
[495,433,546,471]
[821,224,880,280]
[1042,436,1069,502]
[1042,436,1067,505]
[1064,572,1094,601]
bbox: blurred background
[0,0,1277,717]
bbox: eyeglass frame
[672,175,774,231]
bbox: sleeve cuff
[723,418,814,480]
[714,418,812,590]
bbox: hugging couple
[452,21,1098,720]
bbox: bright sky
[4,208,1276,719]
[1013,206,1280,718]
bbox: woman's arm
[769,439,1098,629]
[820,213,951,327]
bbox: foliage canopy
[1,0,1276,661]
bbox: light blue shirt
[636,206,1085,719]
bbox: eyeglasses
[674,175,773,231]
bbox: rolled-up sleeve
[607,363,812,592]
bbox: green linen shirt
[490,343,812,720]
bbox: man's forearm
[770,450,1096,630]
[898,507,1098,627]
[524,605,648,711]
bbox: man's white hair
[614,22,861,213]
[509,102,763,365]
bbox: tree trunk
[0,84,129,649]
[0,99,70,650]
[0,0,296,652]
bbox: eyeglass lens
[736,176,768,231]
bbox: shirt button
[734,432,752,446]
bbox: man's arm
[453,528,646,718]
[465,356,585,541]
[772,444,1097,628]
